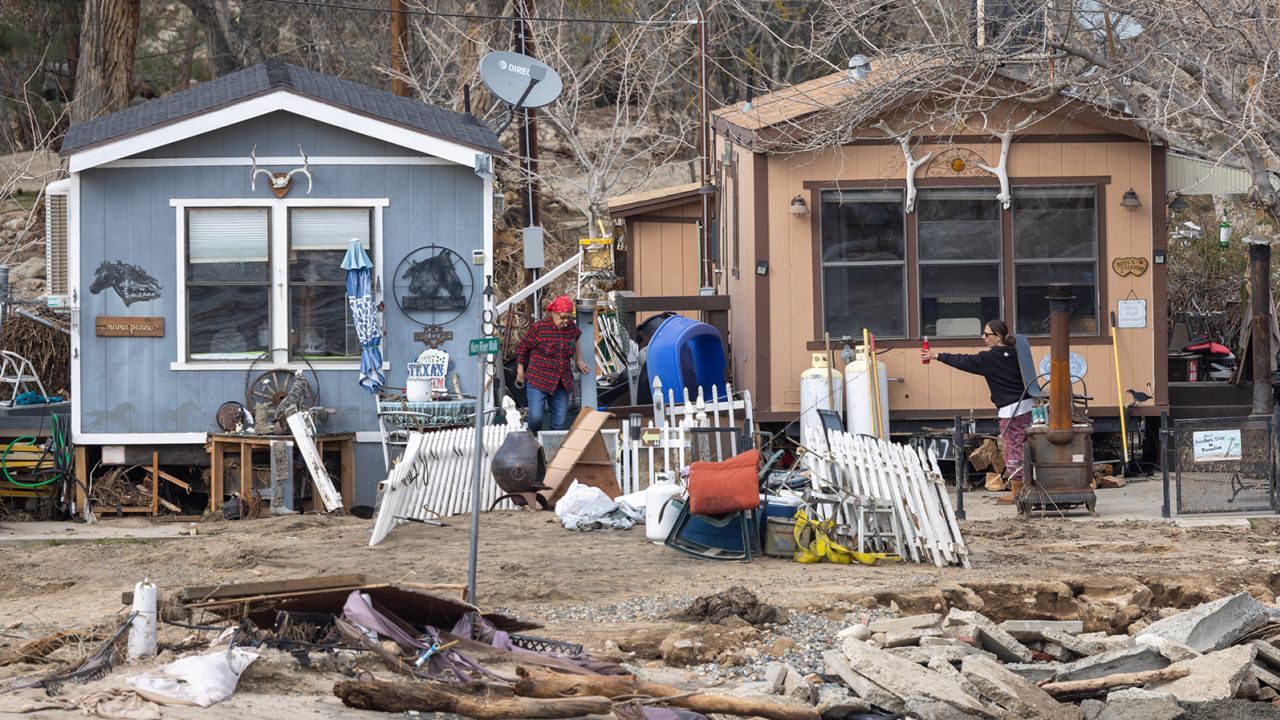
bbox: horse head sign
[90,261,162,306]
[393,246,474,325]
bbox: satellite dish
[479,51,563,109]
[1038,352,1089,382]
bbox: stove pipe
[1047,283,1074,431]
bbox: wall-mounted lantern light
[1168,193,1191,211]
[1120,188,1141,210]
[789,194,809,218]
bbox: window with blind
[185,208,271,359]
[819,189,907,338]
[289,208,372,359]
[1012,186,1099,336]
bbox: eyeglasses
[982,332,998,337]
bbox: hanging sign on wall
[95,316,164,337]
[1111,257,1149,277]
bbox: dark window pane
[188,286,270,359]
[920,264,1002,337]
[289,208,371,283]
[1012,186,1096,259]
[823,266,905,338]
[820,190,904,262]
[290,285,358,358]
[918,189,1001,261]
[1014,262,1098,335]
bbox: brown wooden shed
[627,56,1170,428]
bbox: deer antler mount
[250,144,313,198]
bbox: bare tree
[725,0,1280,224]
[72,0,140,123]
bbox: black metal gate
[1173,415,1277,515]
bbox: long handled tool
[1109,311,1130,467]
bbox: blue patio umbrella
[342,238,384,394]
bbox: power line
[261,0,696,27]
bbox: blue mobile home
[53,60,500,509]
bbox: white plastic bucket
[406,377,432,403]
[645,482,685,543]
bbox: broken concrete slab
[1098,687,1184,720]
[1041,628,1109,657]
[1054,645,1171,682]
[1147,644,1257,702]
[837,639,1003,719]
[867,613,941,633]
[1251,640,1280,670]
[782,667,818,705]
[960,654,1077,720]
[816,683,872,719]
[920,636,972,648]
[885,644,991,665]
[1006,663,1059,684]
[822,649,904,713]
[943,608,1035,663]
[881,627,944,648]
[1136,592,1269,653]
[1136,635,1201,663]
[764,662,789,694]
[1250,662,1280,691]
[926,656,983,700]
[1080,698,1105,720]
[1040,640,1074,663]
[1000,619,1086,641]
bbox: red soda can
[921,336,930,364]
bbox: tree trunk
[73,0,140,123]
[333,679,612,718]
[1039,666,1191,698]
[513,667,822,720]
[177,0,261,76]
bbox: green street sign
[469,337,500,356]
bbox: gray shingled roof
[61,59,503,156]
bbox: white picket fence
[368,424,523,546]
[811,432,970,568]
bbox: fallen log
[334,679,612,718]
[1039,667,1192,698]
[514,666,820,720]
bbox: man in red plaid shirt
[515,295,592,432]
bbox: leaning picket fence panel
[816,432,969,568]
[369,424,522,546]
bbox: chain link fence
[1174,415,1277,514]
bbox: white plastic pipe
[128,578,157,660]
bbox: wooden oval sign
[1112,257,1149,277]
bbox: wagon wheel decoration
[246,370,316,416]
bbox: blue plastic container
[646,316,727,400]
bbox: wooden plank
[287,413,343,512]
[158,497,181,513]
[182,573,370,602]
[155,468,191,491]
[189,583,392,608]
[150,450,159,516]
[74,445,87,519]
[209,439,224,513]
[339,437,355,510]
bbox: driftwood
[0,631,103,666]
[333,679,612,718]
[1039,666,1192,698]
[514,666,821,720]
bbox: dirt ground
[2,497,1280,718]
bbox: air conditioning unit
[44,179,70,312]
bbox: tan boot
[997,477,1024,505]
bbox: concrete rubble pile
[810,592,1280,719]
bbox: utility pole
[516,0,543,318]
[694,2,713,291]
[1247,235,1274,416]
[390,0,408,96]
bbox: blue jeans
[526,385,569,433]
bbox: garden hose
[2,436,55,487]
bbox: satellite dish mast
[847,54,871,82]
[480,51,564,132]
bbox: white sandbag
[555,480,637,531]
[127,648,259,707]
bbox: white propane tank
[844,347,890,438]
[800,353,844,455]
[128,578,157,660]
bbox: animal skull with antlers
[250,144,313,197]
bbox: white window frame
[169,197,388,371]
